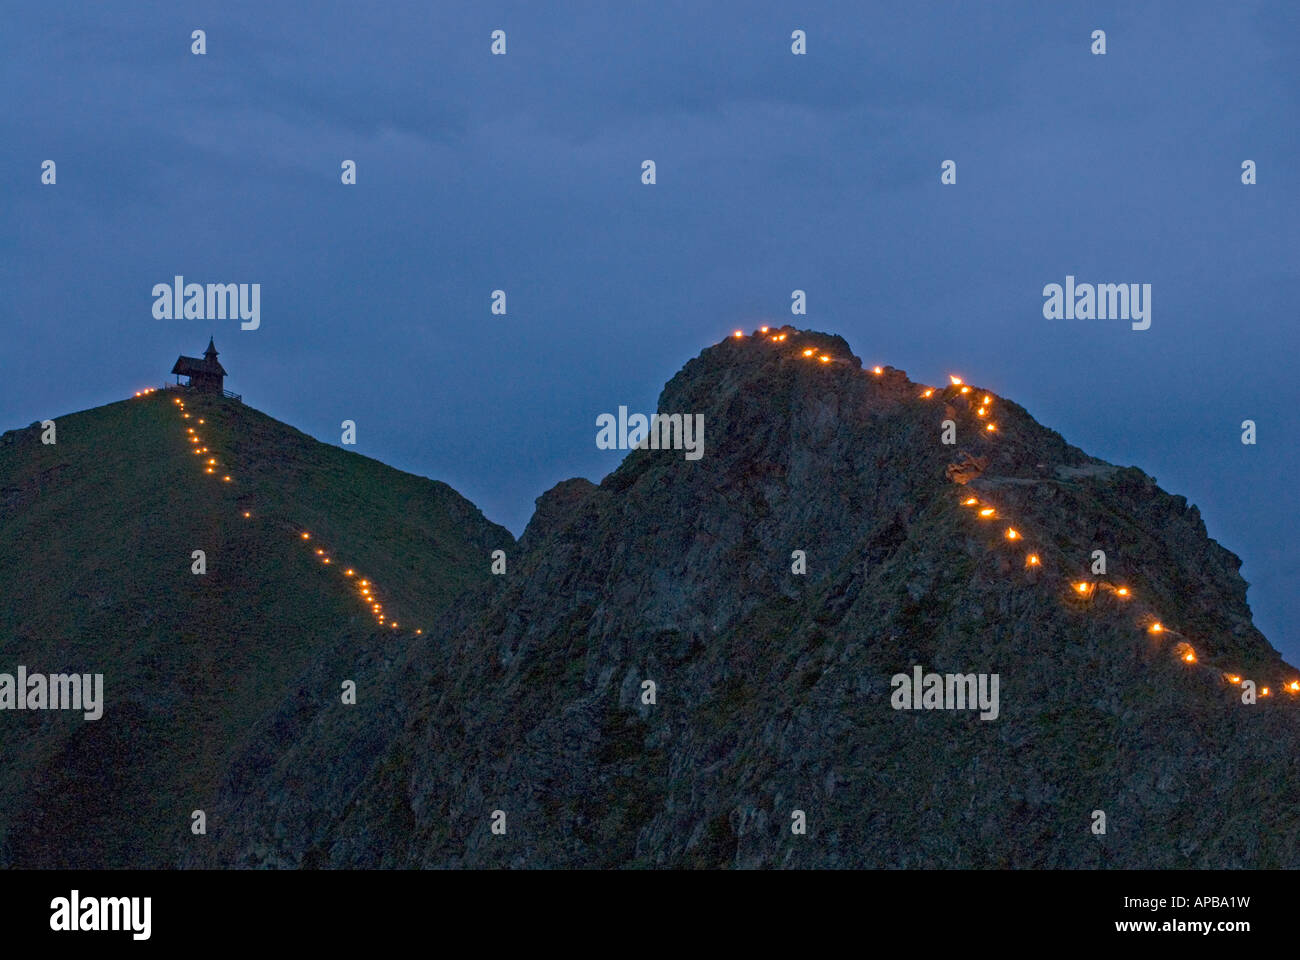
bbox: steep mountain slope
[222,325,1298,869]
[0,389,511,868]
[9,327,1295,870]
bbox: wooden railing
[161,382,242,403]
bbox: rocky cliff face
[197,326,1298,869]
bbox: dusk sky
[4,2,1298,657]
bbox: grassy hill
[0,388,511,867]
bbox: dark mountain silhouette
[0,389,510,867]
[5,327,1297,868]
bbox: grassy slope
[0,389,510,867]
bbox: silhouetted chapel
[171,337,227,393]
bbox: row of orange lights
[962,487,1299,697]
[173,395,232,483]
[1131,589,1289,693]
[159,390,423,637]
[962,496,1047,573]
[923,377,999,432]
[728,329,932,387]
[732,327,887,370]
[297,530,422,634]
[728,332,997,431]
[724,338,1294,701]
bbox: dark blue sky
[5,2,1298,658]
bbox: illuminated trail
[135,388,424,636]
[729,326,1297,700]
[131,327,1292,694]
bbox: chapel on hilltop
[171,337,227,394]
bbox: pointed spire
[205,336,218,360]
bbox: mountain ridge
[5,327,1295,868]
[198,325,1298,868]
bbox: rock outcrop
[196,327,1297,869]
